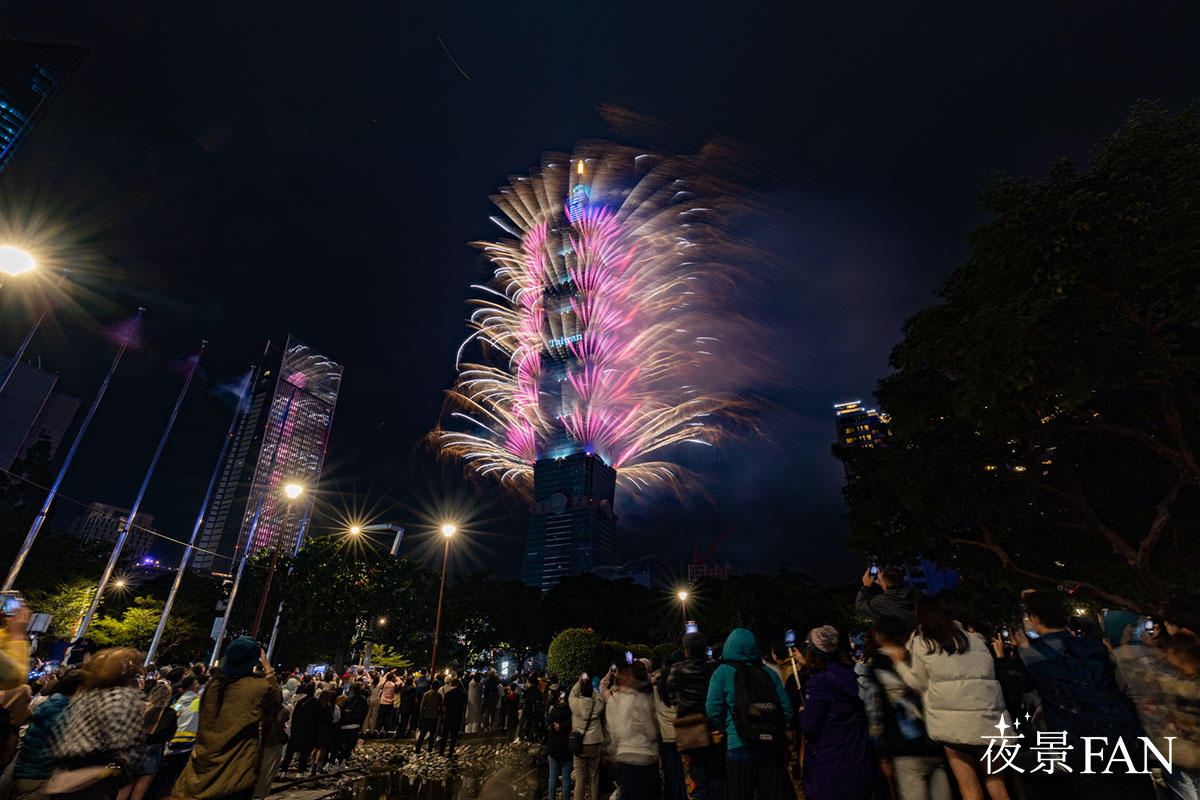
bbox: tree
[547,628,602,683]
[840,102,1200,609]
[90,596,205,654]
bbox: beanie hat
[221,636,260,678]
[807,625,840,659]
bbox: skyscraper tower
[0,39,87,174]
[191,337,342,573]
[518,168,620,591]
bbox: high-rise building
[70,502,157,561]
[521,453,618,591]
[0,39,87,174]
[835,399,958,592]
[0,353,80,469]
[190,337,342,573]
[834,400,887,449]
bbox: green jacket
[705,627,794,751]
[172,671,281,800]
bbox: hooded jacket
[855,584,919,629]
[799,661,873,800]
[172,672,282,800]
[13,693,70,779]
[705,628,794,751]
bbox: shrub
[547,628,602,683]
[653,643,675,663]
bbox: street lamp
[250,483,304,638]
[678,590,689,626]
[430,523,457,674]
[349,525,361,535]
[0,245,35,282]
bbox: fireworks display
[438,141,759,497]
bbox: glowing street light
[430,522,459,674]
[349,525,361,535]
[0,245,35,279]
[378,617,387,626]
[284,483,303,499]
[113,580,126,589]
[678,590,689,625]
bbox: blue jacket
[799,662,873,800]
[14,694,71,780]
[705,628,793,751]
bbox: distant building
[70,502,157,561]
[0,353,80,469]
[191,336,342,573]
[835,399,958,593]
[834,400,887,449]
[687,551,732,584]
[0,39,87,174]
[522,452,618,591]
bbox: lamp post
[250,483,303,639]
[678,590,689,625]
[347,522,405,555]
[3,308,143,593]
[429,524,456,674]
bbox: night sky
[2,2,1198,583]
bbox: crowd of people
[0,567,1195,800]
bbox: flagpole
[75,341,206,641]
[145,361,259,666]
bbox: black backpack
[731,663,787,745]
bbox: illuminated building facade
[191,337,342,573]
[0,40,87,173]
[518,174,621,591]
[522,452,618,591]
[835,400,886,449]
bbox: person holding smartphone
[172,637,283,800]
[0,594,31,690]
[856,567,918,630]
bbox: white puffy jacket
[605,689,659,765]
[894,627,1006,745]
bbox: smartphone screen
[1,594,20,615]
[624,650,633,665]
[685,621,698,634]
[1145,619,1155,633]
[784,629,795,647]
[705,646,713,660]
[869,564,879,577]
[1001,627,1010,642]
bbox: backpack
[1026,636,1143,742]
[731,663,787,745]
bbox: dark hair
[318,690,332,707]
[1024,591,1067,629]
[1163,598,1200,634]
[298,682,315,697]
[578,677,594,698]
[682,632,708,659]
[770,641,790,663]
[881,567,905,587]
[915,595,970,655]
[52,669,86,698]
[1167,632,1200,665]
[874,615,910,647]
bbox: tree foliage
[547,628,602,682]
[840,102,1200,610]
